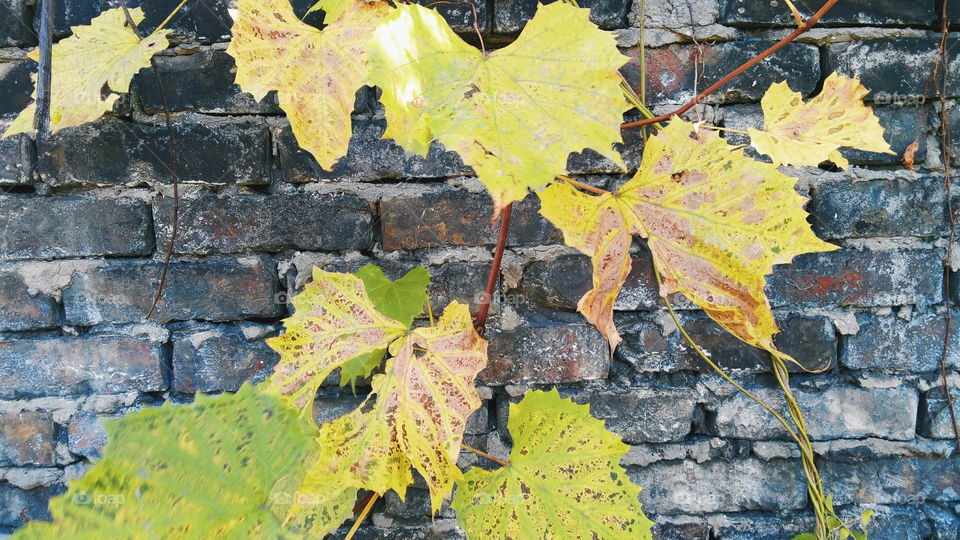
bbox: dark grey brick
[843,312,959,373]
[38,119,270,186]
[0,133,34,185]
[826,39,960,99]
[838,106,927,166]
[0,60,36,118]
[0,0,35,47]
[0,335,165,398]
[171,322,278,393]
[920,383,960,439]
[480,323,610,385]
[67,411,111,460]
[134,50,280,115]
[494,0,629,33]
[820,457,960,505]
[0,412,54,466]
[766,249,944,308]
[153,194,373,255]
[411,0,490,34]
[0,271,56,331]
[0,197,153,260]
[811,176,945,240]
[63,256,281,325]
[0,484,60,527]
[711,513,811,540]
[567,387,696,443]
[49,0,232,43]
[720,0,935,27]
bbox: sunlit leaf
[310,302,487,511]
[306,0,350,23]
[4,8,170,137]
[369,2,630,216]
[13,385,330,539]
[748,72,892,168]
[265,267,407,416]
[227,0,390,170]
[452,388,653,539]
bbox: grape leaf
[227,0,390,170]
[13,384,342,539]
[452,388,653,539]
[541,118,838,363]
[310,302,487,511]
[307,0,349,23]
[748,72,893,168]
[3,8,170,138]
[368,2,630,216]
[265,267,407,416]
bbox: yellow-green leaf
[227,0,390,170]
[265,267,407,416]
[14,384,327,539]
[311,302,487,511]
[368,2,630,215]
[307,0,349,23]
[4,8,170,138]
[748,72,893,169]
[452,388,653,539]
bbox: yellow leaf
[310,302,487,511]
[3,8,170,138]
[264,268,407,417]
[541,119,837,363]
[227,0,390,170]
[369,2,630,216]
[306,0,349,24]
[748,72,893,169]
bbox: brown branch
[620,0,839,131]
[474,203,513,334]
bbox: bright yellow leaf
[227,0,390,170]
[310,302,487,512]
[748,72,893,169]
[453,389,654,539]
[264,268,407,417]
[369,2,630,216]
[3,8,170,138]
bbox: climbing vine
[4,0,897,538]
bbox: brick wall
[0,0,958,538]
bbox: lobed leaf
[227,0,390,170]
[452,388,653,539]
[748,72,892,168]
[4,8,170,137]
[368,2,630,216]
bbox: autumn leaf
[306,0,350,23]
[452,388,653,539]
[265,267,407,416]
[368,2,630,216]
[902,140,919,170]
[13,385,334,539]
[3,8,170,138]
[227,0,390,170]
[310,302,487,511]
[748,72,892,168]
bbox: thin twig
[620,0,839,131]
[156,0,191,33]
[33,0,55,139]
[559,175,608,195]
[425,1,485,55]
[473,203,512,334]
[344,492,379,540]
[462,443,507,466]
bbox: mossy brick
[170,322,279,393]
[37,119,270,186]
[825,39,960,99]
[0,60,36,118]
[0,412,54,466]
[719,0,935,27]
[0,335,165,398]
[565,386,697,443]
[379,187,560,250]
[810,176,945,240]
[153,194,373,256]
[0,271,57,332]
[820,457,960,505]
[0,0,35,47]
[62,256,282,325]
[0,197,153,260]
[843,311,960,373]
[493,0,629,33]
[479,323,610,385]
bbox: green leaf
[14,384,351,539]
[356,264,431,328]
[861,509,874,528]
[452,388,654,539]
[792,534,819,540]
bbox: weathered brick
[49,0,232,43]
[63,256,281,325]
[0,271,57,332]
[0,335,165,398]
[0,132,34,185]
[428,262,489,314]
[0,197,153,261]
[826,39,960,99]
[567,387,696,443]
[67,411,111,460]
[170,322,278,393]
[276,118,469,183]
[0,60,38,118]
[37,119,270,186]
[380,187,560,250]
[622,42,819,105]
[0,484,59,527]
[627,458,806,514]
[494,0,628,33]
[0,0,35,47]
[820,457,960,505]
[766,249,944,308]
[411,0,490,34]
[0,412,54,466]
[920,384,960,439]
[714,385,919,441]
[153,194,373,255]
[720,0,935,27]
[843,312,960,373]
[134,50,280,115]
[811,177,944,240]
[479,324,609,385]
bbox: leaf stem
[559,175,608,195]
[462,444,507,466]
[156,0,191,33]
[344,492,379,540]
[474,203,513,334]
